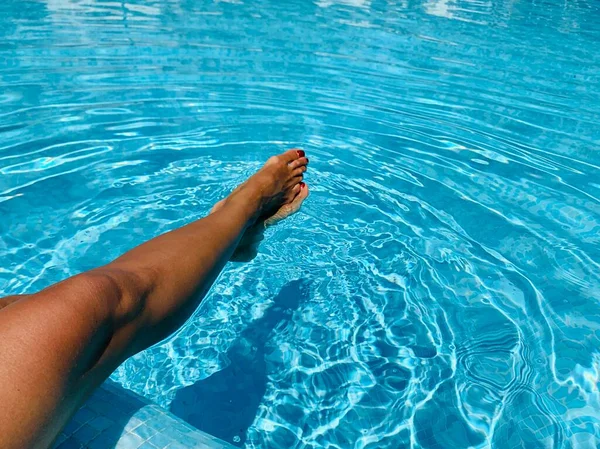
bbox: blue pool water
[1,0,600,448]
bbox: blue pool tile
[160,425,181,440]
[87,434,116,449]
[133,423,158,440]
[166,430,198,447]
[73,407,97,425]
[123,416,144,432]
[176,423,196,434]
[88,436,113,449]
[119,398,142,413]
[88,400,129,422]
[89,416,114,431]
[117,432,146,448]
[86,399,112,416]
[145,416,169,432]
[134,407,157,422]
[57,381,238,449]
[137,443,160,449]
[61,419,84,437]
[54,439,83,449]
[147,432,173,448]
[166,444,193,449]
[73,424,100,444]
[53,434,68,447]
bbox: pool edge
[53,380,238,449]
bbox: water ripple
[1,0,600,448]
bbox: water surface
[1,0,599,448]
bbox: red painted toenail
[300,182,306,189]
[297,150,305,158]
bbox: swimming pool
[1,0,599,447]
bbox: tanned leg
[0,149,308,449]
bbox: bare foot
[264,181,309,227]
[211,149,310,261]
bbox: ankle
[221,186,264,227]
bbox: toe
[286,175,303,190]
[292,166,307,177]
[284,183,302,202]
[296,182,309,201]
[280,148,305,163]
[289,157,308,169]
[265,183,309,227]
[291,183,302,197]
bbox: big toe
[264,183,309,227]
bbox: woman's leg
[0,149,308,449]
[211,179,310,262]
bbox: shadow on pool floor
[170,279,310,447]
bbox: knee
[0,295,26,311]
[76,268,154,326]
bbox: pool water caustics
[1,0,599,448]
